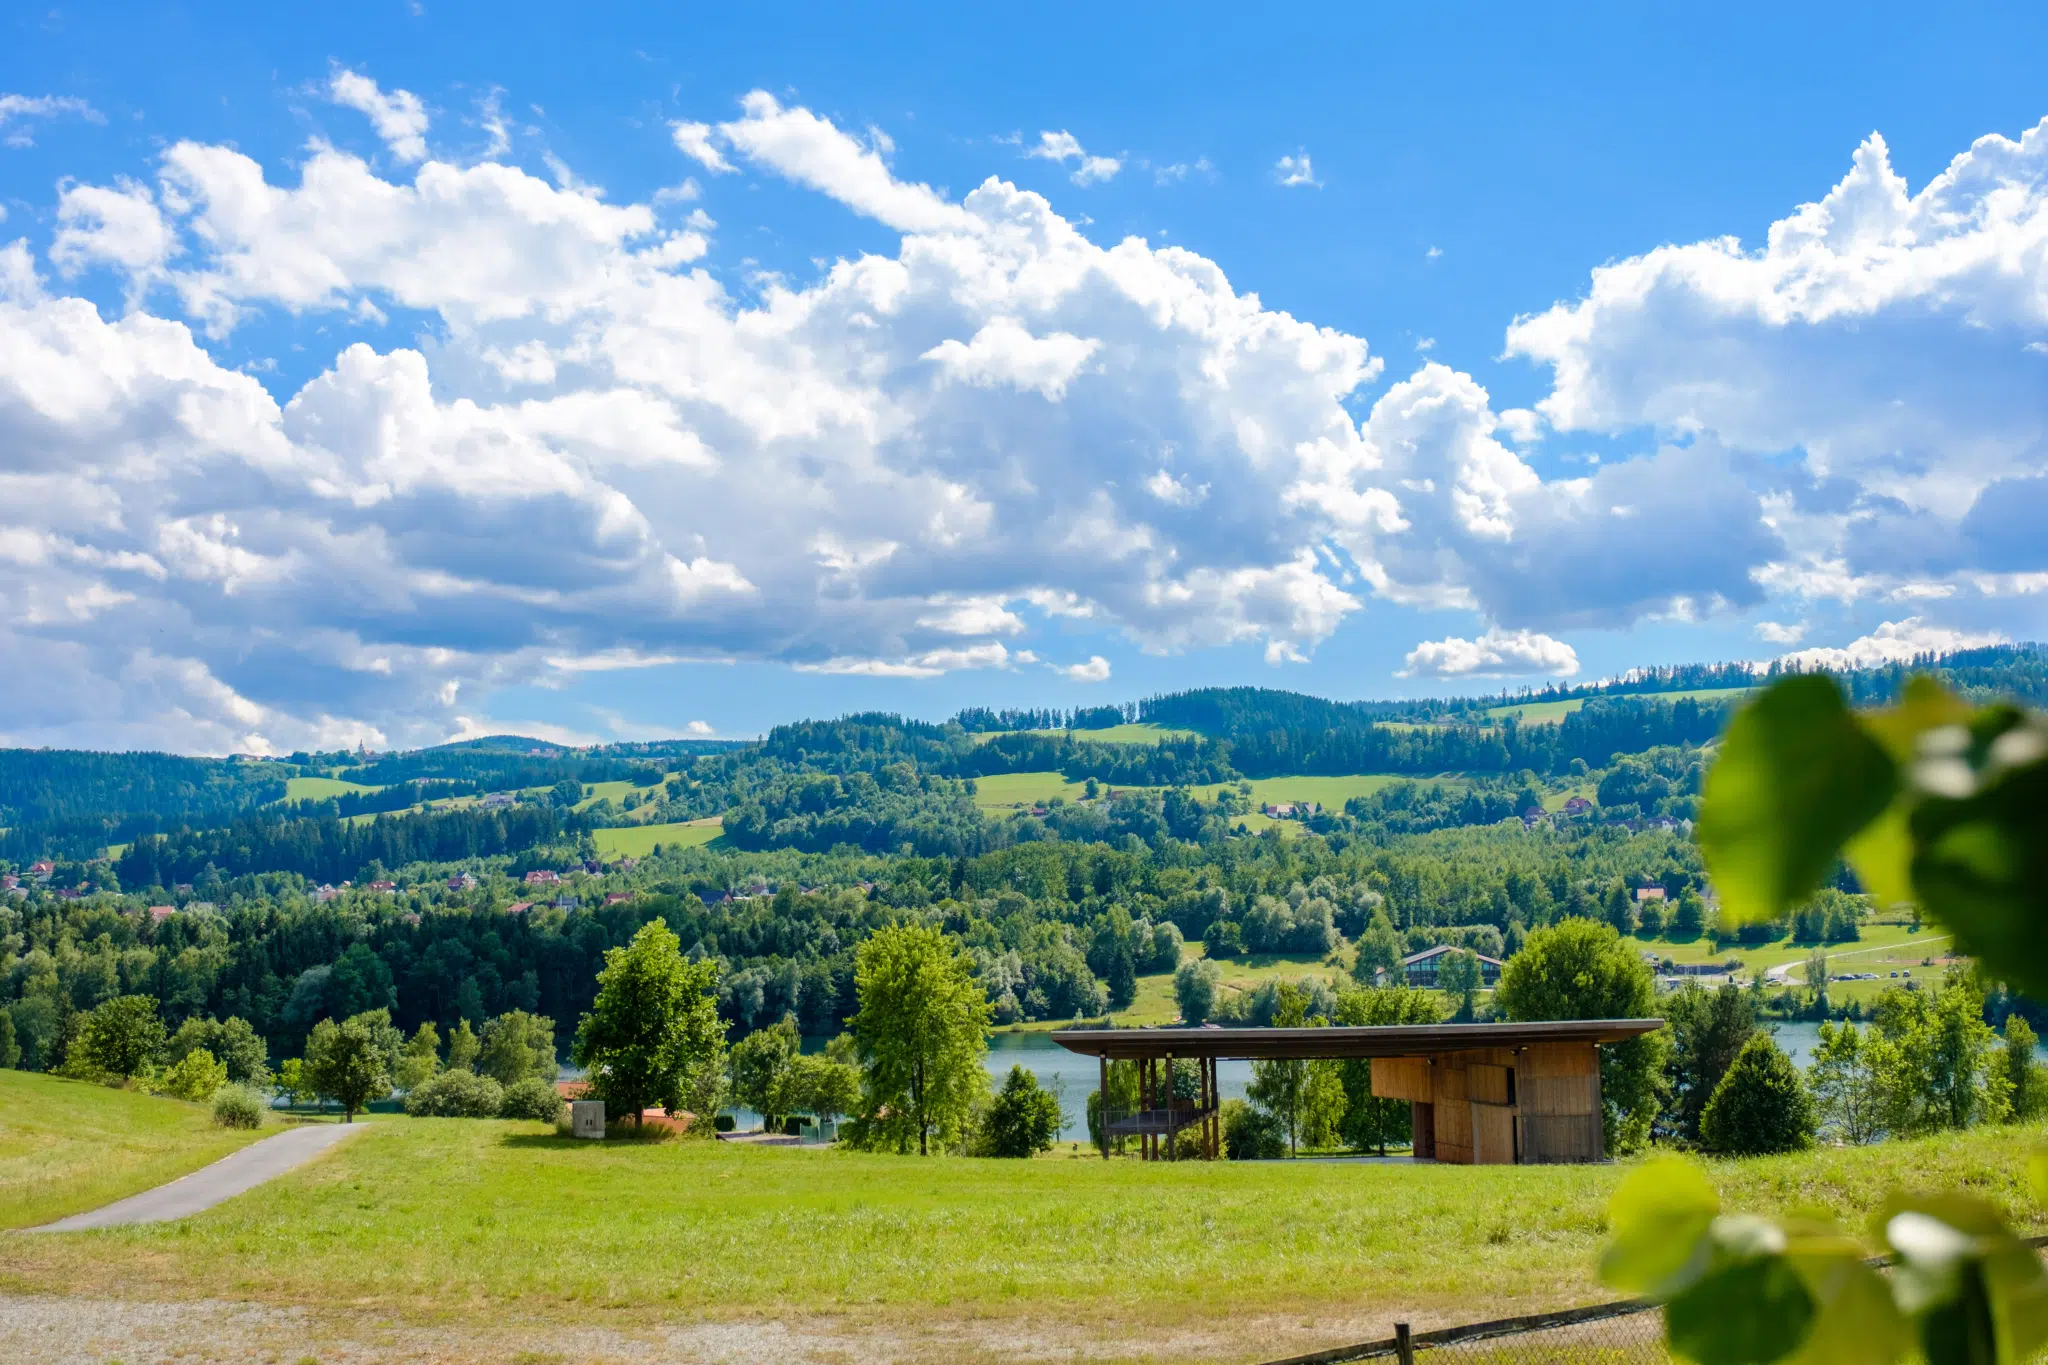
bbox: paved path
[30,1123,365,1232]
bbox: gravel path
[30,1123,364,1231]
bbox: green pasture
[2,1112,2034,1351]
[0,1071,283,1230]
[592,818,724,859]
[279,775,383,802]
[1647,922,1945,982]
[975,723,1201,746]
[970,771,1093,809]
[1484,686,1754,726]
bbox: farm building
[1390,944,1504,987]
[1053,1019,1662,1165]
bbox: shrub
[212,1083,267,1129]
[1701,1033,1817,1155]
[403,1068,506,1118]
[1222,1099,1286,1160]
[714,1113,736,1132]
[982,1065,1062,1157]
[155,1046,230,1102]
[498,1076,565,1122]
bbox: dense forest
[2,642,2041,1076]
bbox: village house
[524,869,560,886]
[603,892,633,906]
[480,792,515,809]
[1561,796,1595,816]
[313,884,340,903]
[1387,944,1506,989]
[448,872,478,891]
[147,905,176,923]
[1635,886,1666,902]
[29,861,54,882]
[504,901,534,915]
[368,880,398,894]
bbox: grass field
[971,771,1439,818]
[279,775,383,802]
[975,723,1201,746]
[592,818,724,858]
[1484,686,1754,726]
[573,777,676,812]
[0,1071,281,1230]
[1,1114,2034,1360]
[1648,922,1946,980]
[970,771,1093,808]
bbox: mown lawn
[1,1118,2035,1336]
[0,1071,282,1230]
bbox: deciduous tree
[846,923,991,1155]
[572,920,725,1128]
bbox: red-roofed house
[603,892,633,906]
[524,869,560,886]
[1635,886,1667,902]
[1561,796,1595,816]
[504,901,534,915]
[147,905,176,923]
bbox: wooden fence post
[1394,1322,1414,1365]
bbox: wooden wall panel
[1411,1102,1435,1160]
[1522,1042,1599,1079]
[1518,1114,1603,1164]
[1370,1057,1432,1102]
[1467,1063,1512,1106]
[1518,1074,1600,1117]
[1432,1055,1469,1105]
[1434,1090,1473,1164]
[1472,1102,1517,1165]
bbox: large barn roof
[1049,1019,1665,1060]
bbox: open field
[279,775,383,802]
[974,723,1201,746]
[970,771,1093,808]
[0,1116,2035,1365]
[1484,686,1754,726]
[0,1072,281,1231]
[574,776,675,812]
[593,818,725,859]
[1649,922,1944,980]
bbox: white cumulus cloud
[1024,130,1121,186]
[1057,655,1112,682]
[1275,152,1320,188]
[1779,618,2008,671]
[326,68,431,163]
[1400,628,1581,679]
[0,94,102,148]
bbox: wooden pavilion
[1050,1019,1663,1164]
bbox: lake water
[637,1018,2041,1139]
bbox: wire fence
[1260,1234,2048,1365]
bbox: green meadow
[0,1072,284,1230]
[2,1102,2033,1354]
[1484,686,1754,726]
[279,775,384,802]
[591,818,725,859]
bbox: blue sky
[4,2,2048,749]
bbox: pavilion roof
[1049,1018,1664,1060]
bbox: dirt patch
[0,1293,1450,1365]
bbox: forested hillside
[1,643,2040,1074]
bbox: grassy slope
[973,771,1449,814]
[280,775,383,802]
[592,818,724,859]
[1485,686,1754,726]
[0,1071,279,1230]
[1,1118,2034,1336]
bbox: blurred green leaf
[1601,1157,1720,1295]
[1909,754,2048,999]
[1885,1195,2048,1364]
[1668,1252,1816,1365]
[1781,1245,1908,1365]
[1699,676,1899,925]
[2027,1148,2048,1208]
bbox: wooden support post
[1098,1053,1109,1159]
[1394,1322,1414,1365]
